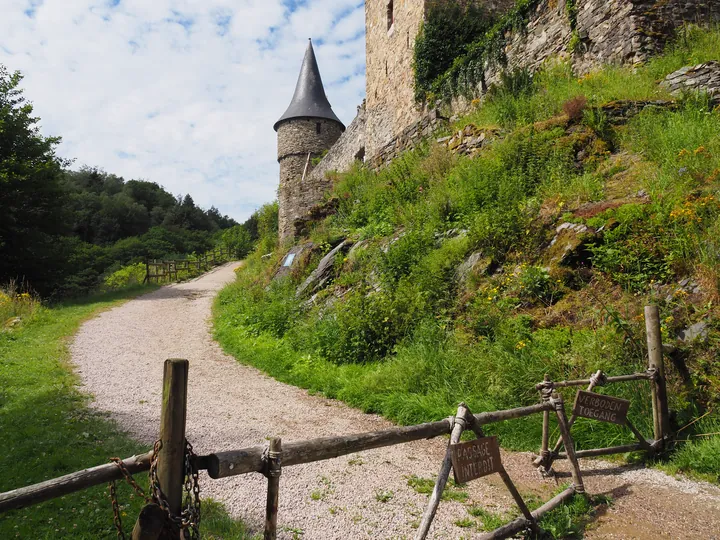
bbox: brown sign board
[573,390,631,425]
[450,436,502,484]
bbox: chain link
[109,439,201,539]
[108,480,125,540]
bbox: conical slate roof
[274,39,345,132]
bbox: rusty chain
[109,438,201,539]
[108,456,153,539]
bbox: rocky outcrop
[296,240,353,297]
[661,62,720,102]
[545,223,597,268]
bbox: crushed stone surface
[71,263,720,539]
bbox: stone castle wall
[277,118,343,242]
[370,0,720,167]
[365,0,427,159]
[307,104,366,187]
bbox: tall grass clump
[0,281,40,328]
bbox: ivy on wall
[412,1,494,103]
[414,0,546,104]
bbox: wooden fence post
[415,403,468,540]
[131,503,166,540]
[157,359,189,519]
[645,305,670,446]
[264,438,282,540]
[552,393,585,495]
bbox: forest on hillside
[0,65,262,297]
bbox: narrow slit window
[387,0,394,31]
[316,122,322,134]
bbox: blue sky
[0,0,366,222]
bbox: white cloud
[0,0,366,222]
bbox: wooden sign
[450,436,502,484]
[573,390,630,425]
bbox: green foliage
[0,282,40,328]
[103,262,146,291]
[0,289,251,538]
[0,66,70,296]
[407,475,467,502]
[665,416,720,482]
[413,1,494,102]
[255,201,279,253]
[467,506,507,532]
[536,493,611,538]
[222,225,254,259]
[417,0,544,103]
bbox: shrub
[103,262,146,291]
[562,95,587,121]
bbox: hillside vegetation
[215,27,720,481]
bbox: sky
[0,0,367,222]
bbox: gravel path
[72,263,720,539]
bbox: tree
[221,225,254,259]
[0,65,70,294]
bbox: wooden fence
[144,248,230,284]
[0,306,673,539]
[533,305,670,472]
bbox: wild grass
[456,25,720,131]
[0,281,41,329]
[0,286,253,539]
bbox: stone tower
[275,39,345,243]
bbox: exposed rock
[274,243,313,280]
[4,317,21,328]
[293,197,340,237]
[661,62,720,102]
[545,223,597,267]
[677,321,709,343]
[296,240,353,297]
[457,252,493,285]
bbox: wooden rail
[0,453,152,513]
[206,402,552,479]
[144,248,230,284]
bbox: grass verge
[0,286,253,539]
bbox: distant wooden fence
[144,248,230,284]
[0,307,673,540]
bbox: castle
[275,0,720,242]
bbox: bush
[103,262,147,291]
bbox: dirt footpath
[71,263,720,539]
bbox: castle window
[387,0,394,31]
[316,122,322,134]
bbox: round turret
[276,40,345,243]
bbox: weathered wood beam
[537,373,651,389]
[0,452,152,514]
[555,442,645,460]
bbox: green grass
[406,475,468,502]
[214,26,720,483]
[0,286,253,539]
